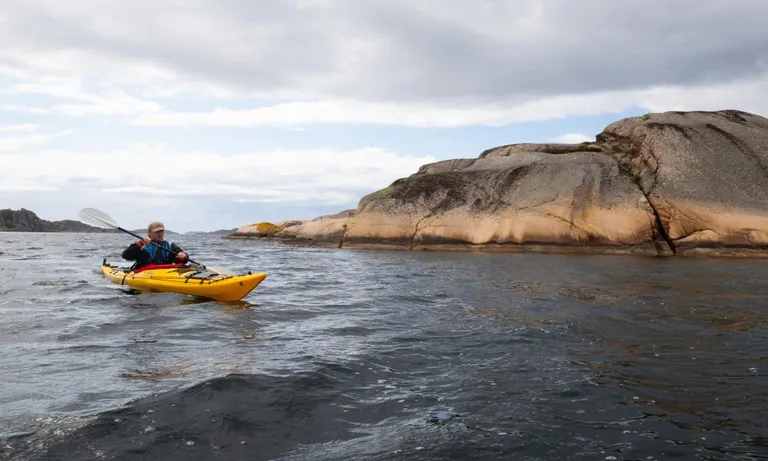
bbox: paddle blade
[79,208,119,229]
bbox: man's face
[149,227,165,241]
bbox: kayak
[100,260,267,302]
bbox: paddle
[78,208,237,275]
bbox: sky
[1,0,768,232]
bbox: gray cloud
[343,0,768,100]
[1,0,767,103]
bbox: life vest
[142,240,173,264]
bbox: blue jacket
[121,239,185,268]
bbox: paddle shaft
[117,225,203,267]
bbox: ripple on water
[2,235,768,460]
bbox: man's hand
[176,251,188,261]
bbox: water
[1,232,768,460]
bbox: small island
[0,209,184,235]
[0,208,111,233]
[227,109,768,257]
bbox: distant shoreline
[0,208,233,235]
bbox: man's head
[147,221,165,241]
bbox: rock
[0,209,184,234]
[238,109,768,257]
[596,110,768,255]
[0,208,111,233]
[225,219,307,239]
[301,151,659,253]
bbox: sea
[1,232,767,460]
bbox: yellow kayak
[101,260,267,302]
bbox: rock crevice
[595,126,676,254]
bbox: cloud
[1,0,767,103]
[0,129,72,152]
[0,128,435,230]
[140,83,236,100]
[0,144,431,198]
[125,71,768,128]
[551,133,593,144]
[0,124,38,132]
[6,80,164,116]
[5,69,768,129]
[0,105,51,115]
[1,0,766,129]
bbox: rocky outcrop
[233,109,768,257]
[0,208,112,232]
[595,110,768,255]
[226,220,306,239]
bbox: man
[122,221,189,269]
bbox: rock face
[596,110,768,255]
[232,110,768,256]
[227,220,305,239]
[0,208,110,232]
